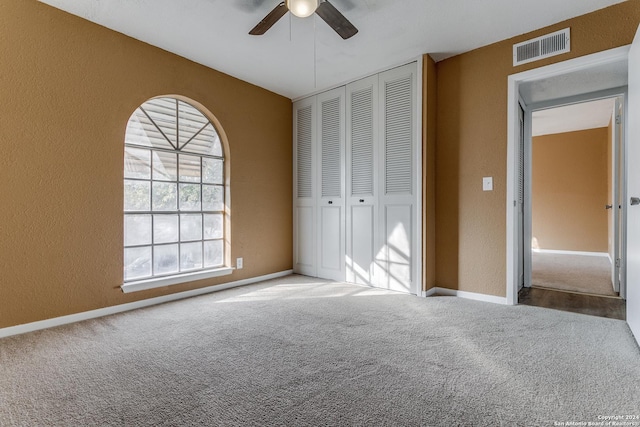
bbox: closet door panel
[383,73,413,196]
[295,206,315,270]
[384,205,412,293]
[320,206,342,271]
[378,63,418,294]
[293,97,317,276]
[350,205,375,285]
[346,75,379,286]
[316,87,346,281]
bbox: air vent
[513,28,570,66]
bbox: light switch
[483,177,493,192]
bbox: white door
[293,97,317,276]
[626,25,640,342]
[346,75,379,286]
[611,98,618,291]
[517,104,526,290]
[378,63,418,294]
[612,97,624,294]
[316,87,346,281]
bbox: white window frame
[121,97,231,293]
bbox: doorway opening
[530,97,622,297]
[506,46,630,319]
[520,97,627,319]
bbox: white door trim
[506,45,630,305]
[522,88,627,292]
[415,55,424,297]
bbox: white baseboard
[422,287,508,305]
[422,288,437,297]
[533,249,609,257]
[0,270,294,339]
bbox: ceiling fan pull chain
[314,14,317,89]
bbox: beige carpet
[1,274,639,425]
[532,252,616,296]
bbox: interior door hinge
[616,115,621,125]
[616,258,621,268]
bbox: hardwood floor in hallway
[518,286,626,320]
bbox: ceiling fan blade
[315,0,358,40]
[249,2,288,35]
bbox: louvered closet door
[316,87,346,281]
[293,97,317,276]
[378,63,418,294]
[346,75,379,286]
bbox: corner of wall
[423,54,438,291]
[422,54,438,290]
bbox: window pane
[202,185,224,211]
[142,98,177,147]
[204,240,224,268]
[180,214,202,241]
[179,184,201,211]
[128,110,175,151]
[202,158,223,184]
[154,244,179,276]
[124,180,150,211]
[182,123,223,156]
[124,147,151,179]
[180,242,203,271]
[124,246,152,281]
[124,214,152,247]
[212,138,223,158]
[153,182,177,211]
[179,154,201,182]
[178,101,209,148]
[152,151,177,181]
[204,214,223,240]
[153,215,178,244]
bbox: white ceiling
[39,0,627,100]
[532,97,617,137]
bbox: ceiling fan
[249,0,358,40]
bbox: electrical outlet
[236,257,243,269]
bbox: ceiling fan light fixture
[286,0,319,18]
[250,0,357,40]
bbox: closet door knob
[359,199,365,203]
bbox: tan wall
[423,55,437,291]
[532,129,608,252]
[434,0,640,295]
[0,1,293,328]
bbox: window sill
[121,267,233,294]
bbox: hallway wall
[532,128,609,253]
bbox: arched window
[122,97,229,291]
